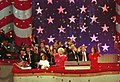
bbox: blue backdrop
[32,0,117,54]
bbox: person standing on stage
[78,44,89,61]
[88,43,101,68]
[67,44,79,61]
[54,48,67,67]
[0,40,11,59]
[38,41,50,61]
[36,54,50,69]
[53,40,60,51]
[24,45,37,68]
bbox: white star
[47,16,54,24]
[102,43,110,51]
[37,26,44,34]
[36,7,43,14]
[69,15,76,23]
[47,35,55,43]
[80,25,88,32]
[112,36,116,41]
[90,15,98,23]
[91,0,97,4]
[111,16,116,22]
[101,4,109,12]
[69,0,75,3]
[101,24,109,32]
[58,25,65,33]
[68,35,77,42]
[80,44,87,48]
[90,34,99,42]
[80,5,87,13]
[57,6,65,14]
[47,0,53,4]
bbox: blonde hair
[58,47,65,54]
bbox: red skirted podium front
[12,63,120,74]
[12,63,120,82]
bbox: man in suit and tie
[24,45,38,68]
[67,44,79,61]
[78,44,89,61]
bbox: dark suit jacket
[67,50,79,61]
[78,51,89,61]
[0,46,10,59]
[23,51,39,68]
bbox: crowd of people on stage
[0,29,101,69]
[17,38,101,69]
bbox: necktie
[28,54,31,64]
[82,52,85,61]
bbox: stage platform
[12,63,120,82]
[12,54,120,82]
[0,54,120,82]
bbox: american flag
[0,0,120,54]
[116,0,120,42]
[0,0,32,46]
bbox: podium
[64,61,90,70]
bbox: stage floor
[0,59,120,82]
[12,63,120,82]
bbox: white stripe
[0,23,13,33]
[13,5,32,20]
[116,24,120,33]
[116,3,120,15]
[0,5,12,20]
[14,24,32,38]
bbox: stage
[0,54,120,82]
[1,0,120,82]
[12,54,120,82]
[12,63,120,82]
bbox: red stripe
[0,14,13,28]
[12,0,32,45]
[116,0,120,5]
[13,0,32,10]
[13,16,32,29]
[14,34,31,46]
[0,0,11,10]
[115,31,120,42]
[116,0,120,42]
[116,14,120,24]
[5,30,14,37]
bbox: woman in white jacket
[37,54,50,69]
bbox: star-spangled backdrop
[32,0,117,54]
[0,0,118,54]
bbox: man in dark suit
[0,40,11,59]
[78,44,89,61]
[67,44,79,61]
[38,42,51,61]
[23,45,38,68]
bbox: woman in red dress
[54,48,67,67]
[89,43,101,69]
